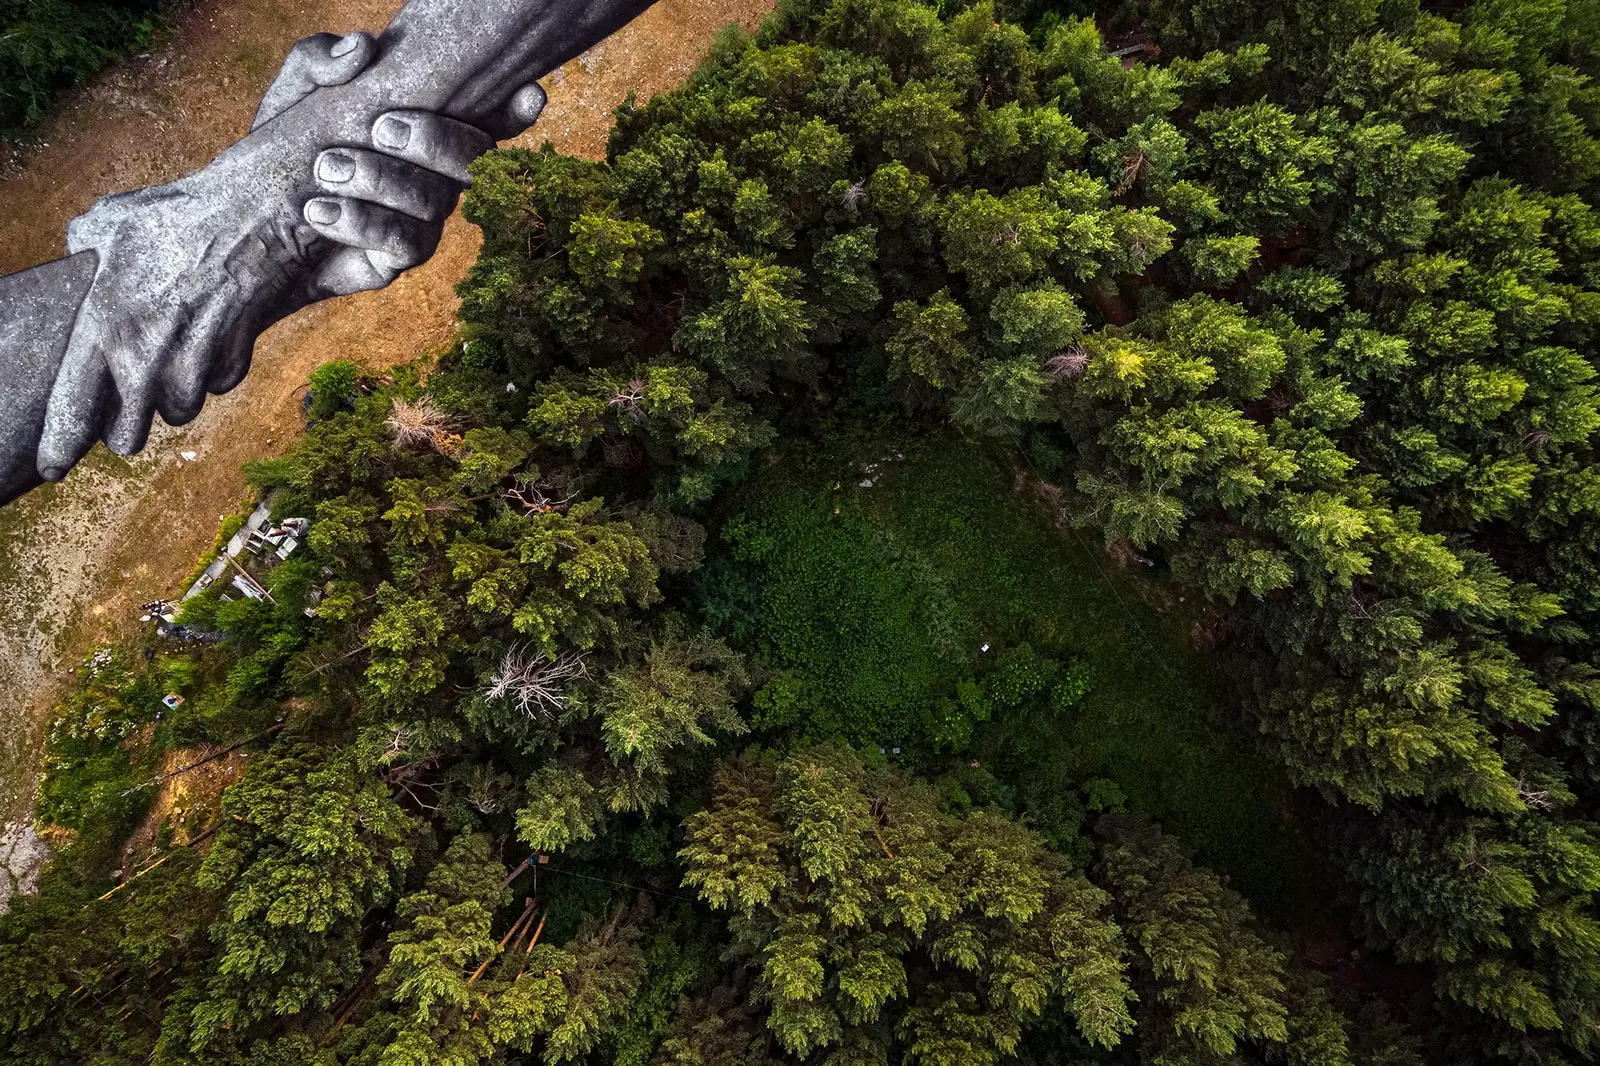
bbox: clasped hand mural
[0,0,656,506]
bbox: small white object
[179,450,197,462]
[891,747,901,755]
[858,479,874,488]
[980,643,990,652]
[505,381,518,393]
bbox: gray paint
[0,253,98,505]
[0,0,658,508]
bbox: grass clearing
[704,430,1323,921]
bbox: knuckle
[402,166,456,221]
[372,158,418,212]
[412,121,451,164]
[384,222,427,265]
[425,120,482,166]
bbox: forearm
[395,0,659,122]
[0,253,97,507]
[219,0,659,149]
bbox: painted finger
[303,196,439,265]
[481,83,548,142]
[370,110,495,184]
[99,330,170,455]
[301,31,377,86]
[315,147,462,222]
[38,345,112,482]
[313,245,391,297]
[253,31,377,129]
[104,385,157,457]
[303,198,441,293]
[157,296,236,424]
[205,327,255,396]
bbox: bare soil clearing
[0,0,775,824]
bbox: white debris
[179,450,198,462]
[0,822,50,915]
[858,479,874,488]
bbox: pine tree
[678,745,1135,1061]
[1093,814,1290,1065]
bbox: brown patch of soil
[121,745,248,869]
[0,0,776,822]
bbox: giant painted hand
[38,30,549,479]
[0,0,659,501]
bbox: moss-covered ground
[697,430,1325,922]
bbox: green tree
[679,746,1135,1061]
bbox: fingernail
[318,151,356,183]
[374,115,411,150]
[331,33,360,57]
[306,198,342,225]
[39,465,65,483]
[514,84,547,121]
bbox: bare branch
[606,378,649,423]
[503,479,579,515]
[1045,346,1090,379]
[1116,149,1146,195]
[386,396,459,453]
[485,644,590,721]
[1516,778,1553,810]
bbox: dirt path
[0,0,774,824]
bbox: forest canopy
[6,1,1600,1065]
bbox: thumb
[252,31,378,129]
[302,30,379,87]
[481,83,548,142]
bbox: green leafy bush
[0,0,174,140]
[306,360,360,420]
[723,490,971,744]
[35,649,165,869]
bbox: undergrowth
[701,431,1323,920]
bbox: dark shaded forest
[6,1,1600,1064]
[0,0,177,139]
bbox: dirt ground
[120,744,252,868]
[0,0,775,825]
